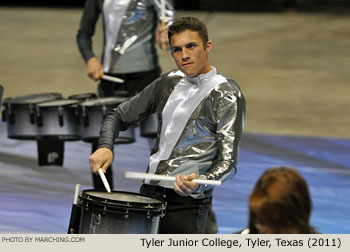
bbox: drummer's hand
[89,148,113,174]
[174,173,200,197]
[156,24,168,50]
[87,57,104,81]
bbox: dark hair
[248,167,315,234]
[168,17,209,46]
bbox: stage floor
[0,122,349,234]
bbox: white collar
[184,67,217,85]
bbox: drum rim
[6,93,62,105]
[37,99,80,107]
[68,93,97,100]
[80,97,129,107]
[79,189,166,212]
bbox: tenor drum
[2,93,62,139]
[36,99,81,140]
[79,97,135,144]
[78,190,166,234]
[140,112,158,138]
[68,93,97,101]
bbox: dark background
[1,0,350,12]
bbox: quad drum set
[2,92,165,233]
[1,92,158,165]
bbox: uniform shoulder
[215,74,244,98]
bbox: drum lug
[82,106,89,127]
[124,209,129,219]
[58,106,64,126]
[102,104,107,117]
[104,200,107,211]
[29,103,35,124]
[36,107,43,127]
[1,108,7,122]
[7,103,16,124]
[75,106,80,126]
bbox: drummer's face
[170,30,212,77]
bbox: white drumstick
[98,168,112,193]
[101,75,124,83]
[161,0,165,21]
[124,171,222,186]
[73,184,81,205]
[160,0,167,51]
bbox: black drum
[36,99,81,140]
[140,112,158,138]
[79,97,135,144]
[2,93,62,139]
[68,93,97,101]
[78,190,166,234]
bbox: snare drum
[36,99,81,140]
[2,93,62,139]
[78,190,166,234]
[79,97,135,144]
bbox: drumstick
[98,168,112,193]
[160,0,167,51]
[73,184,81,205]
[123,171,222,186]
[68,184,81,234]
[101,75,125,83]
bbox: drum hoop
[7,93,62,105]
[68,93,97,100]
[37,99,80,108]
[79,190,166,213]
[79,200,165,216]
[80,97,129,107]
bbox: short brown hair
[248,167,315,234]
[168,17,209,46]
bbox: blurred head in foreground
[248,166,315,234]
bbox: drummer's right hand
[87,57,104,81]
[89,148,113,174]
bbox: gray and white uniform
[97,67,246,198]
[77,0,176,74]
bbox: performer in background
[76,0,176,189]
[89,16,246,233]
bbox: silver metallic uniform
[77,0,176,74]
[98,67,246,199]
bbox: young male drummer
[89,17,246,233]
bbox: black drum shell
[79,97,135,144]
[3,93,62,140]
[78,190,166,234]
[36,99,81,141]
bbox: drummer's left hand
[174,173,200,197]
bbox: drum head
[7,93,62,105]
[80,190,165,215]
[84,190,163,205]
[68,93,97,101]
[80,97,128,107]
[38,99,79,107]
